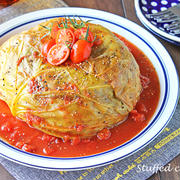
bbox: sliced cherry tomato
[70,40,92,63]
[47,44,70,65]
[74,27,94,46]
[51,19,73,39]
[41,39,56,57]
[56,28,75,48]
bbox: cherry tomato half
[47,44,70,65]
[41,39,56,57]
[70,40,92,64]
[51,19,73,40]
[56,28,75,48]
[74,27,94,46]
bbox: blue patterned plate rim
[134,0,180,44]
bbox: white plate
[0,7,179,171]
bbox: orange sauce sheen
[0,34,160,157]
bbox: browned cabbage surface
[0,18,142,139]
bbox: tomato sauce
[0,35,160,157]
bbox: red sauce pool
[0,35,160,157]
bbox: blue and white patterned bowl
[135,0,180,45]
[0,8,179,170]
